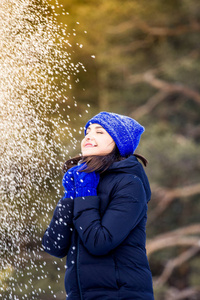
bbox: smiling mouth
[84,144,97,147]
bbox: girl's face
[81,123,115,156]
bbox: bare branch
[151,223,200,239]
[129,71,200,118]
[148,183,200,223]
[119,37,154,53]
[155,246,200,286]
[147,236,200,256]
[164,223,200,237]
[107,20,136,34]
[165,287,200,300]
[143,72,200,104]
[130,91,169,119]
[147,223,200,256]
[108,19,200,36]
[137,20,200,36]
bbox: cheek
[99,137,115,153]
[107,142,115,153]
[80,139,85,150]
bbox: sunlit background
[0,0,200,299]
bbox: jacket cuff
[53,197,74,224]
[64,190,75,199]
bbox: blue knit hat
[84,111,145,157]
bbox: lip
[84,143,97,147]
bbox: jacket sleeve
[42,196,74,258]
[73,175,147,256]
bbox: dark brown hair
[63,145,148,174]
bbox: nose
[85,131,94,140]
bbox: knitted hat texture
[84,111,145,157]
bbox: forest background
[1,0,200,299]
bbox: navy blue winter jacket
[42,155,154,300]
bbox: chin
[82,149,97,156]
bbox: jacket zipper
[77,236,83,300]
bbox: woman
[42,111,154,300]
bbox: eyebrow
[87,125,104,130]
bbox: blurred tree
[3,0,199,299]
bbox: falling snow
[0,0,86,298]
